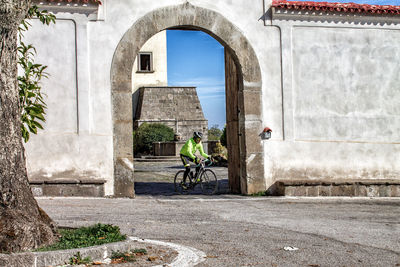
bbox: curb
[0,236,206,267]
[130,237,206,267]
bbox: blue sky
[167,30,226,129]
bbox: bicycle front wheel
[174,170,188,194]
[200,169,218,195]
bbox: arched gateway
[111,3,264,197]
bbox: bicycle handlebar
[196,158,213,167]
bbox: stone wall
[135,87,208,141]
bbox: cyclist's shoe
[180,182,188,190]
[196,177,201,182]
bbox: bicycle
[174,159,218,195]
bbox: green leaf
[32,121,44,129]
[19,5,56,142]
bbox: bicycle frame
[189,160,212,185]
[174,159,217,194]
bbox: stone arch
[111,3,264,197]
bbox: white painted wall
[263,7,400,187]
[132,31,168,91]
[132,31,168,118]
[24,0,400,195]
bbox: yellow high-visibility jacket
[180,138,209,160]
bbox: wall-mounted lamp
[259,127,272,140]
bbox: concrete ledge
[1,239,137,267]
[273,180,400,197]
[29,179,106,197]
[134,156,181,162]
[29,178,107,185]
[0,236,204,267]
[279,179,400,186]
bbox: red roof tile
[272,0,400,15]
[34,0,101,4]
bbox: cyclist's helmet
[193,131,203,139]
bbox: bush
[220,125,227,147]
[211,141,228,167]
[208,125,222,141]
[133,123,175,156]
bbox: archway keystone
[111,3,264,197]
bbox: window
[138,52,153,72]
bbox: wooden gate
[225,49,241,193]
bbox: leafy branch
[18,5,56,142]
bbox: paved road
[38,196,400,267]
[133,161,230,195]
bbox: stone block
[114,159,134,198]
[284,186,296,196]
[367,185,379,197]
[245,153,265,194]
[287,186,306,196]
[306,186,318,196]
[355,185,368,196]
[242,124,263,154]
[390,185,400,197]
[331,185,355,196]
[317,185,331,196]
[114,121,133,158]
[113,92,133,122]
[243,90,262,116]
[193,6,220,37]
[41,184,104,197]
[378,185,390,197]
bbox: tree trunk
[0,0,58,253]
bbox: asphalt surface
[37,162,400,267]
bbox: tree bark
[0,0,58,253]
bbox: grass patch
[69,252,92,265]
[35,223,126,252]
[247,191,268,197]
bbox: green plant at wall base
[18,6,56,142]
[248,191,268,197]
[133,123,175,155]
[69,252,92,265]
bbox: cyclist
[180,131,210,186]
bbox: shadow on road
[134,179,229,196]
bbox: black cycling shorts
[180,154,195,167]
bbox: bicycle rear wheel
[174,170,189,194]
[200,169,218,195]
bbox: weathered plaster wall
[292,27,400,142]
[23,15,114,195]
[25,0,271,195]
[132,31,168,118]
[264,4,400,187]
[132,31,168,92]
[24,0,400,196]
